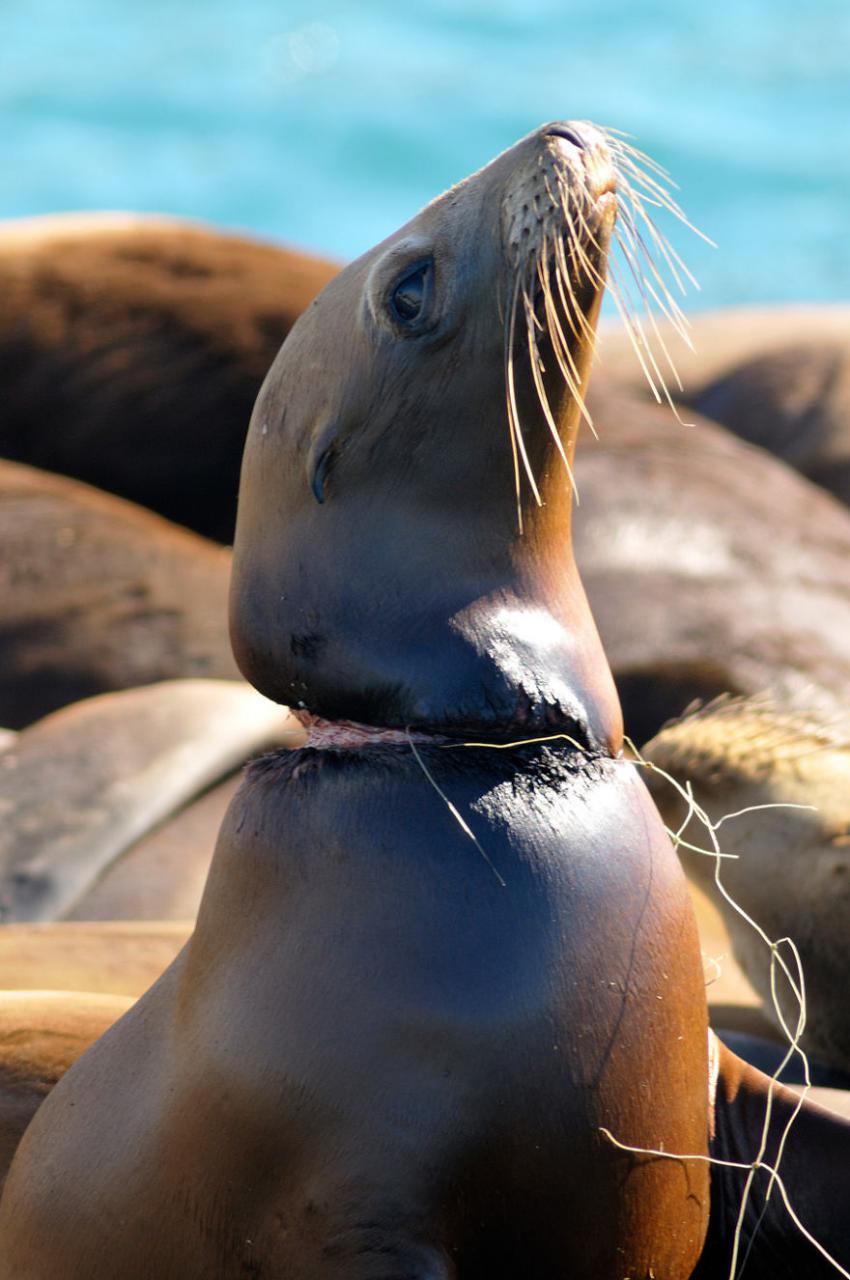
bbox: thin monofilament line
[627,740,816,1280]
[598,1130,850,1280]
[407,736,507,888]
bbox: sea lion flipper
[697,1035,850,1278]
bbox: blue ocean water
[1,0,848,310]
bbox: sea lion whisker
[550,169,597,269]
[614,223,691,343]
[522,282,546,337]
[603,237,694,419]
[556,183,606,287]
[608,138,713,248]
[522,282,580,501]
[504,271,542,519]
[616,301,686,418]
[620,183,702,295]
[539,257,589,388]
[611,162,705,314]
[612,237,689,391]
[616,183,692,300]
[566,188,611,275]
[552,256,584,343]
[554,234,596,341]
[553,236,596,344]
[613,153,689,218]
[537,243,596,437]
[612,198,692,320]
[603,131,676,183]
[603,275,667,405]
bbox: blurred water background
[2,0,848,310]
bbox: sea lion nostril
[547,124,584,149]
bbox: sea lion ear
[307,421,343,505]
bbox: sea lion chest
[0,745,709,1278]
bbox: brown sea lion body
[0,122,716,1279]
[0,459,238,727]
[573,388,850,744]
[4,125,850,1280]
[594,306,850,508]
[0,679,302,922]
[66,774,240,921]
[0,214,338,541]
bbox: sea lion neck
[230,121,623,752]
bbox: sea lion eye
[389,261,433,327]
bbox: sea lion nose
[546,123,585,149]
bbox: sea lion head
[231,121,622,747]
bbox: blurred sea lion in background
[0,679,304,923]
[0,459,238,727]
[66,774,242,922]
[644,695,850,1078]
[594,305,850,508]
[572,389,850,745]
[0,214,338,541]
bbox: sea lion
[592,306,850,509]
[571,387,850,745]
[0,458,238,727]
[0,120,715,1280]
[2,122,848,1280]
[65,775,241,922]
[0,679,304,922]
[691,339,850,508]
[0,214,338,541]
[643,696,850,1078]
